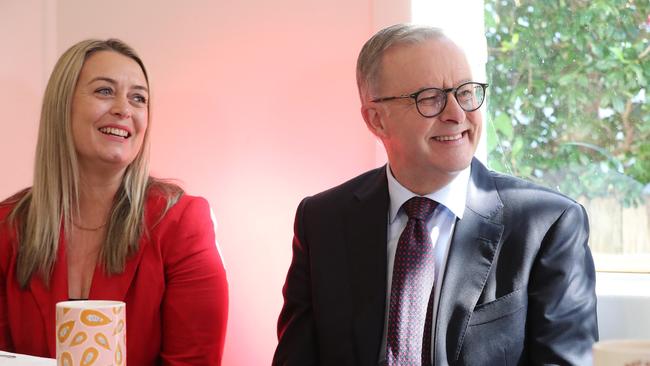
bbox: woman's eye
[132,94,147,104]
[95,88,112,96]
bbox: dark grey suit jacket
[273,159,598,365]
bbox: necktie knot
[403,197,437,221]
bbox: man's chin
[431,157,473,175]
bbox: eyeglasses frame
[370,81,489,118]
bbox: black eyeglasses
[371,81,488,118]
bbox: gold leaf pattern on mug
[57,321,75,344]
[80,347,98,366]
[112,306,123,314]
[80,310,111,327]
[94,332,111,350]
[115,343,123,365]
[113,319,125,335]
[59,351,73,366]
[69,331,87,347]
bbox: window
[483,0,650,272]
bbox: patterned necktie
[387,197,438,366]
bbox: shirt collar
[386,164,470,223]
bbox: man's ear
[361,103,387,139]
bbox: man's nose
[438,93,465,123]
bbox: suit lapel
[434,160,505,365]
[346,167,390,366]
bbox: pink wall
[0,1,45,192]
[1,1,409,364]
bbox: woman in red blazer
[0,39,228,365]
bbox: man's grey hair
[356,23,445,100]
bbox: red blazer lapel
[28,228,68,357]
[28,227,150,356]
[88,236,149,302]
[88,195,163,301]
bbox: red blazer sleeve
[0,245,12,351]
[158,196,229,365]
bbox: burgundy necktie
[387,197,437,366]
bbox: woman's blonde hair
[8,39,181,288]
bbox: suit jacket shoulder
[275,166,390,366]
[305,166,386,208]
[490,167,581,209]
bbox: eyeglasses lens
[456,83,485,112]
[415,89,446,117]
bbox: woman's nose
[110,96,132,119]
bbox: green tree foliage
[485,0,649,205]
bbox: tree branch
[615,98,635,155]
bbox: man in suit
[273,24,598,365]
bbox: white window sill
[596,272,650,340]
[596,272,650,298]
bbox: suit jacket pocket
[469,289,526,326]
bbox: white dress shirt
[378,164,470,364]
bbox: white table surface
[0,351,55,366]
